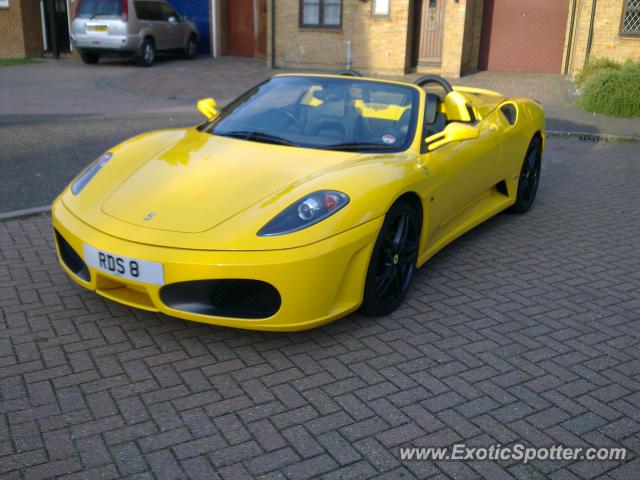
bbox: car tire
[137,38,156,67]
[508,135,542,214]
[184,35,198,59]
[361,201,420,316]
[79,50,100,64]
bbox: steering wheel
[414,75,453,94]
[270,110,302,134]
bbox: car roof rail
[335,69,363,77]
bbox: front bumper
[52,198,382,331]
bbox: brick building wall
[0,0,28,58]
[0,0,45,58]
[267,0,478,77]
[567,0,640,74]
[267,0,413,75]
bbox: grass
[576,59,640,118]
[0,58,45,67]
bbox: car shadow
[88,54,202,68]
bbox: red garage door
[479,0,570,73]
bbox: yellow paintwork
[52,73,545,331]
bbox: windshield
[76,0,123,18]
[204,76,420,153]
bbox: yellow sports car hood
[62,128,392,249]
[101,130,357,234]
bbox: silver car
[71,0,199,66]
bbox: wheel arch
[393,191,423,230]
[138,33,155,48]
[388,190,429,255]
[532,130,544,153]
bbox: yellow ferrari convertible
[52,72,544,331]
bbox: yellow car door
[419,117,502,245]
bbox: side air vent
[495,180,509,197]
[500,104,517,125]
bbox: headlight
[71,152,112,195]
[258,190,349,236]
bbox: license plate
[83,244,164,285]
[87,25,108,32]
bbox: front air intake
[54,230,90,282]
[160,279,281,319]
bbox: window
[77,0,123,18]
[300,0,342,28]
[134,1,163,21]
[621,0,640,35]
[160,3,179,21]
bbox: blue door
[168,0,210,54]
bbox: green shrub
[575,58,621,87]
[577,65,640,118]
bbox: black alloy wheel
[362,201,420,316]
[509,136,542,214]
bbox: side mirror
[425,122,479,151]
[197,98,219,120]
[168,15,179,24]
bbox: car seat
[424,93,447,137]
[303,87,356,143]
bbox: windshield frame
[200,75,422,154]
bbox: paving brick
[208,441,263,468]
[42,428,75,460]
[22,458,83,480]
[181,456,222,480]
[245,447,300,476]
[70,416,124,439]
[112,442,147,476]
[139,427,193,453]
[116,395,150,424]
[561,412,609,436]
[172,434,226,460]
[146,449,185,480]
[317,431,362,465]
[322,461,378,480]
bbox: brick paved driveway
[2,137,640,479]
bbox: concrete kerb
[0,205,51,221]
